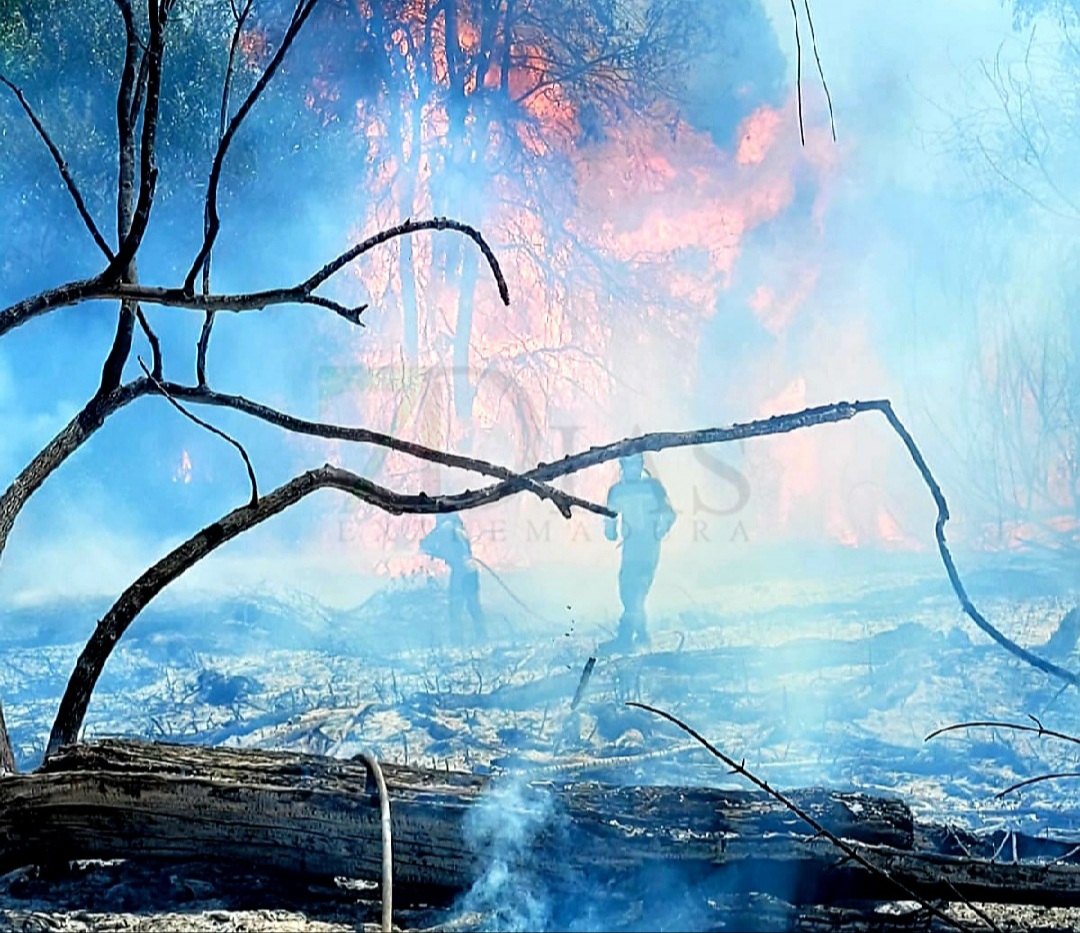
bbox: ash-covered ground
[3,547,1080,929]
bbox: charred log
[0,739,1078,919]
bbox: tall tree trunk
[399,103,423,364]
[453,244,479,424]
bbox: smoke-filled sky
[0,0,1076,609]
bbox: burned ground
[2,551,1080,928]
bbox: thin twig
[802,0,836,141]
[628,702,980,933]
[135,308,162,379]
[926,716,1080,748]
[197,0,254,386]
[789,0,804,146]
[996,771,1080,798]
[0,75,114,259]
[184,0,321,294]
[138,358,258,506]
[0,219,507,338]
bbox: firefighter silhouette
[603,454,676,651]
[420,513,486,642]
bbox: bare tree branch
[926,716,1080,748]
[98,0,168,399]
[135,307,163,379]
[306,216,511,306]
[0,375,602,584]
[160,381,606,518]
[0,277,103,339]
[104,0,176,282]
[628,702,981,933]
[996,771,1080,798]
[789,0,804,146]
[184,0,321,295]
[0,75,114,260]
[0,219,507,338]
[197,0,255,386]
[0,381,147,569]
[802,0,836,141]
[45,461,498,756]
[862,399,1080,689]
[139,359,258,505]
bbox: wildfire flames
[266,1,965,571]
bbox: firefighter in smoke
[602,454,676,652]
[420,513,486,642]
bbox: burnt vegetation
[2,0,1080,931]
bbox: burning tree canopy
[274,0,841,571]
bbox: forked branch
[139,359,258,505]
[0,219,508,338]
[197,0,255,385]
[184,0,321,294]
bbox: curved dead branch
[628,702,979,933]
[0,381,148,569]
[0,219,508,338]
[139,361,259,506]
[196,0,255,386]
[0,377,602,580]
[304,217,511,307]
[857,399,1080,689]
[160,381,605,517]
[184,0,321,294]
[46,462,487,756]
[926,716,1080,748]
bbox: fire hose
[472,556,556,625]
[358,752,393,932]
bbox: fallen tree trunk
[0,740,1077,913]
